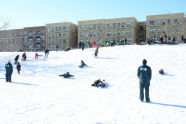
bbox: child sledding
[59,72,74,78]
[79,60,87,68]
[91,79,107,88]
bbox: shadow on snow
[148,101,186,109]
[10,82,38,86]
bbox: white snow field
[0,45,186,124]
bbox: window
[156,20,161,25]
[113,31,116,36]
[162,19,166,25]
[98,32,102,37]
[126,23,132,27]
[167,19,170,24]
[63,33,67,38]
[85,25,88,30]
[36,31,41,36]
[121,31,125,36]
[106,31,111,36]
[140,26,144,31]
[150,28,155,34]
[63,26,67,31]
[106,24,111,29]
[122,23,125,28]
[93,32,96,36]
[126,30,132,35]
[89,32,93,37]
[89,24,93,30]
[117,23,121,28]
[167,28,171,33]
[98,24,102,29]
[93,24,97,29]
[28,31,33,36]
[35,45,40,49]
[162,29,167,33]
[80,25,84,30]
[117,31,120,36]
[80,32,84,37]
[157,29,161,33]
[85,32,88,37]
[113,23,116,29]
[149,20,155,26]
[174,18,178,23]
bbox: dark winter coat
[91,79,106,88]
[79,60,87,68]
[22,53,27,60]
[81,42,85,50]
[5,62,13,74]
[137,65,151,86]
[95,47,99,56]
[59,72,73,78]
[14,55,19,61]
[16,63,21,71]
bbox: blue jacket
[137,65,152,86]
[5,62,13,74]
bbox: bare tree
[0,21,9,30]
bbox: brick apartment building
[0,29,24,52]
[78,17,138,47]
[46,22,77,50]
[23,26,46,51]
[146,13,185,43]
[0,12,186,52]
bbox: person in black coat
[5,61,13,82]
[79,60,87,68]
[59,72,74,78]
[137,59,152,102]
[14,55,19,64]
[91,79,106,88]
[16,62,21,75]
[44,49,49,58]
[95,47,99,57]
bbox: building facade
[78,17,138,47]
[0,29,24,52]
[46,22,77,50]
[136,22,146,43]
[23,26,46,51]
[146,13,185,43]
[184,17,186,42]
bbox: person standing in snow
[16,62,21,75]
[137,59,152,102]
[94,47,99,57]
[44,49,49,58]
[81,42,85,51]
[5,61,13,82]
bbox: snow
[0,45,186,124]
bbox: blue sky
[0,0,186,29]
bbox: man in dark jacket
[137,59,152,102]
[5,61,13,82]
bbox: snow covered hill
[0,45,186,124]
